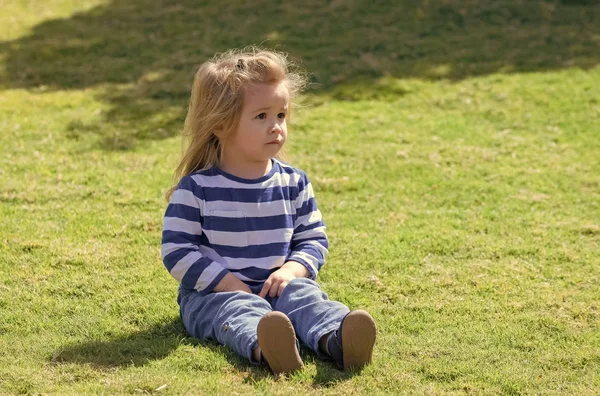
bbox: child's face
[226,81,289,165]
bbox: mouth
[267,140,281,145]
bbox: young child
[161,48,376,374]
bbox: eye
[278,112,286,119]
[255,113,267,120]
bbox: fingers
[277,281,288,297]
[259,278,272,298]
[259,271,293,298]
[268,279,282,298]
[259,277,284,298]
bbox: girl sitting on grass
[161,48,376,374]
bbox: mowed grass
[1,0,599,394]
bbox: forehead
[243,81,289,109]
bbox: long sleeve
[287,173,329,280]
[161,176,229,294]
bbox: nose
[270,122,282,134]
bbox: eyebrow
[251,105,289,113]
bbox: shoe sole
[257,311,304,374]
[341,309,377,370]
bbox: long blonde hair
[166,47,308,200]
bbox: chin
[265,146,282,155]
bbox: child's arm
[286,172,329,279]
[259,172,328,298]
[161,176,236,295]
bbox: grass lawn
[1,0,599,394]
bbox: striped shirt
[161,158,328,295]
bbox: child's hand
[259,267,296,298]
[214,272,252,293]
[259,261,310,298]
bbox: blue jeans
[178,278,350,363]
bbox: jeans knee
[216,292,270,318]
[278,277,323,304]
[229,290,264,301]
[287,277,320,290]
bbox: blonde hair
[166,47,308,200]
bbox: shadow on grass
[50,318,264,375]
[1,0,599,149]
[50,318,360,385]
[50,317,268,374]
[234,345,360,385]
[52,318,188,367]
[300,351,358,387]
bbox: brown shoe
[257,311,304,374]
[327,309,377,370]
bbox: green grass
[1,0,599,394]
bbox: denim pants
[178,278,350,363]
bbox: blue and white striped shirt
[161,159,328,295]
